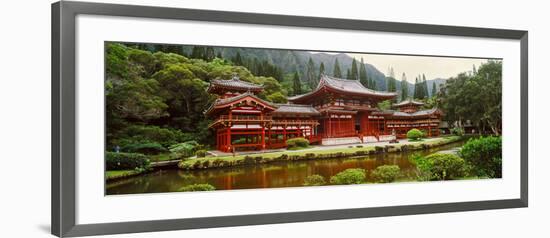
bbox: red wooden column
[226,127,231,152]
[261,126,266,150]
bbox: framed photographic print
[52,1,528,237]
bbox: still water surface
[106,141,464,195]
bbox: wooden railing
[210,115,272,127]
[271,119,319,126]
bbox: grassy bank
[178,136,464,170]
[106,170,144,181]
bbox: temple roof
[272,104,320,116]
[204,92,276,115]
[393,98,425,107]
[289,74,397,102]
[207,75,263,94]
[387,108,442,118]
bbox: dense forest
[105,42,502,154]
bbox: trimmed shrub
[407,129,424,141]
[121,142,167,155]
[178,184,216,192]
[169,141,201,159]
[371,165,401,183]
[195,149,207,158]
[330,168,366,185]
[303,174,326,186]
[106,152,150,170]
[459,136,502,178]
[411,153,467,180]
[286,137,310,149]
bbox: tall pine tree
[205,47,215,61]
[306,57,316,89]
[422,74,428,99]
[233,52,243,66]
[431,81,437,98]
[318,62,325,80]
[413,77,420,99]
[346,69,352,79]
[401,73,409,101]
[292,71,302,96]
[333,58,342,78]
[359,58,368,87]
[350,58,358,80]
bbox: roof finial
[232,73,239,81]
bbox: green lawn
[106,170,141,180]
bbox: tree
[401,73,409,101]
[205,47,215,61]
[233,52,243,66]
[266,92,287,103]
[292,71,302,95]
[306,57,317,89]
[318,62,325,79]
[359,58,368,87]
[190,46,206,60]
[333,58,342,78]
[346,68,352,79]
[422,74,429,98]
[350,58,358,80]
[431,81,437,98]
[438,60,502,135]
[413,77,420,99]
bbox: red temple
[205,74,442,152]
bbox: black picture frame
[51,1,528,237]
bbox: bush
[407,129,424,141]
[303,174,326,186]
[113,125,187,148]
[178,184,216,192]
[195,149,207,158]
[459,136,502,178]
[106,152,150,170]
[169,141,201,159]
[121,142,167,155]
[411,153,466,180]
[451,127,465,136]
[286,137,310,149]
[371,165,401,183]
[330,168,366,185]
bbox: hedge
[371,165,401,183]
[303,174,326,186]
[407,129,424,141]
[286,137,310,149]
[411,153,466,180]
[106,152,150,170]
[330,168,366,185]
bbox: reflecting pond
[106,141,465,195]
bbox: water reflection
[106,141,464,195]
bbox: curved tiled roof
[204,92,276,115]
[272,104,320,116]
[388,108,442,118]
[394,98,425,107]
[289,74,397,102]
[207,75,263,93]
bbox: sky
[315,52,493,83]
